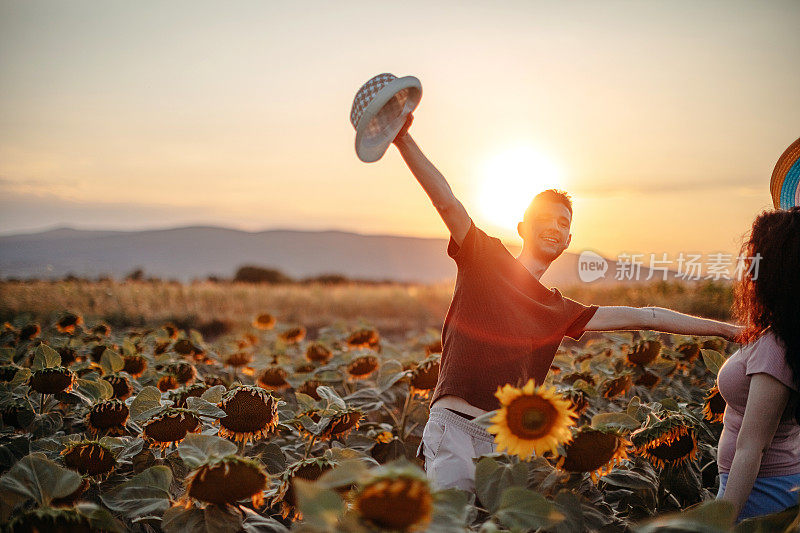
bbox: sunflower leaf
[30,344,60,371]
[475,456,529,514]
[495,486,563,531]
[200,385,226,404]
[185,396,226,418]
[591,412,641,432]
[316,386,346,411]
[99,349,124,374]
[178,434,237,469]
[130,386,164,419]
[99,466,172,519]
[701,349,726,376]
[0,452,82,509]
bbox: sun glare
[477,147,564,230]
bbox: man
[390,115,741,492]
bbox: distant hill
[0,226,679,285]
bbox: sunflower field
[0,312,797,532]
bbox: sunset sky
[1,1,799,262]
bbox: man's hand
[393,114,414,145]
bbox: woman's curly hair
[733,206,800,423]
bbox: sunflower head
[276,457,337,517]
[157,373,179,392]
[635,369,662,388]
[347,328,380,350]
[424,339,442,356]
[257,365,290,391]
[278,326,306,344]
[702,386,726,424]
[28,366,76,395]
[6,507,95,533]
[223,350,253,368]
[675,342,701,365]
[556,426,631,482]
[173,339,203,360]
[318,409,362,440]
[488,380,577,458]
[57,346,80,366]
[122,354,148,377]
[18,323,41,341]
[186,455,268,507]
[163,323,180,339]
[218,386,279,443]
[295,362,316,374]
[354,463,433,532]
[410,357,440,397]
[627,340,662,366]
[86,399,129,436]
[142,408,201,448]
[167,362,197,384]
[62,440,116,476]
[56,313,83,334]
[631,415,699,469]
[253,313,276,330]
[600,374,633,398]
[102,374,133,400]
[90,323,111,337]
[0,365,20,383]
[305,342,333,363]
[297,379,322,400]
[566,389,590,416]
[169,383,208,408]
[346,355,379,380]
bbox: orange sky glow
[1,1,799,262]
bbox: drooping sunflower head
[347,328,380,350]
[702,386,726,424]
[186,455,268,507]
[169,383,208,408]
[0,365,19,383]
[56,313,83,334]
[142,408,201,448]
[278,326,306,344]
[257,365,290,391]
[253,313,276,330]
[305,342,333,363]
[90,323,111,337]
[346,354,379,380]
[157,373,179,392]
[218,385,279,443]
[626,340,662,366]
[600,374,634,399]
[222,350,253,368]
[61,440,116,476]
[488,380,577,459]
[18,323,41,341]
[86,399,129,436]
[28,366,77,395]
[167,362,197,385]
[295,362,316,374]
[424,339,442,356]
[631,415,699,469]
[102,374,133,400]
[556,426,631,482]
[162,323,180,339]
[410,357,440,397]
[354,463,433,532]
[173,339,203,360]
[635,369,662,389]
[319,408,363,440]
[561,372,597,386]
[122,354,148,377]
[6,507,95,532]
[275,457,337,517]
[297,379,322,400]
[675,342,701,364]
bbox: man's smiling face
[517,200,573,262]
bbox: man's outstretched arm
[584,306,741,341]
[393,117,471,246]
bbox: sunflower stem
[238,438,246,455]
[39,393,48,415]
[303,435,317,459]
[398,388,413,440]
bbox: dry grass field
[0,279,734,339]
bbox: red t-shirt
[430,220,599,411]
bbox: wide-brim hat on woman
[770,136,800,209]
[350,73,421,163]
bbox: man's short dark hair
[523,189,573,223]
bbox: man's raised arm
[393,116,471,246]
[584,306,742,341]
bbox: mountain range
[0,226,679,285]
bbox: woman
[716,206,800,521]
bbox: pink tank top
[716,331,800,476]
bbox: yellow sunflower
[488,380,577,459]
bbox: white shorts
[417,406,497,492]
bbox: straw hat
[350,73,421,163]
[770,136,800,209]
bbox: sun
[478,146,564,230]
